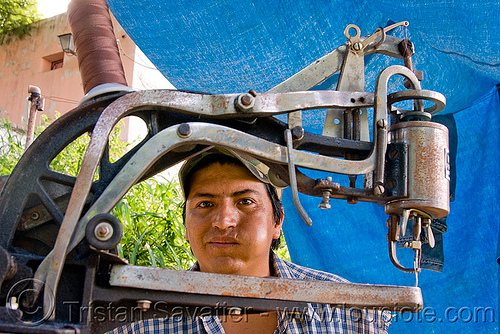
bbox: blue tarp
[107,1,500,332]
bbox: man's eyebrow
[231,189,261,197]
[189,192,217,200]
[189,189,261,200]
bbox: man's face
[184,162,283,277]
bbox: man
[110,148,391,333]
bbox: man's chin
[199,256,246,275]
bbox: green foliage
[0,0,40,44]
[0,116,290,269]
[113,176,195,269]
[277,234,291,261]
[49,131,91,177]
[0,118,25,175]
[48,116,129,179]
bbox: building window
[42,52,65,72]
[51,59,64,70]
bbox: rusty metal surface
[323,35,367,139]
[372,65,423,194]
[89,285,311,333]
[386,121,450,219]
[268,35,407,94]
[79,89,375,118]
[109,264,423,311]
[387,89,446,115]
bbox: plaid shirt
[109,253,391,333]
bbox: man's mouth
[207,237,239,246]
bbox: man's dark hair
[181,153,283,250]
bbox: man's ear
[273,207,285,239]
[185,224,190,243]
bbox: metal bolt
[377,119,387,129]
[414,70,424,81]
[30,212,40,220]
[229,307,242,315]
[235,93,255,112]
[347,197,358,204]
[291,126,304,140]
[386,178,397,190]
[240,94,253,106]
[248,89,257,97]
[409,241,422,250]
[318,189,331,209]
[353,42,363,51]
[94,222,113,241]
[398,39,415,58]
[373,184,385,196]
[389,149,399,160]
[137,300,152,312]
[177,123,191,138]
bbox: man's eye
[196,201,213,208]
[239,198,255,205]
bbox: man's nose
[212,202,238,229]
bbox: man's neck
[221,311,277,334]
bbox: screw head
[241,94,253,106]
[377,119,387,129]
[373,184,385,196]
[137,300,152,311]
[386,178,397,190]
[291,126,304,140]
[353,42,363,51]
[389,149,399,160]
[177,123,191,138]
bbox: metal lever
[422,218,435,248]
[388,208,436,284]
[388,213,422,276]
[285,129,313,226]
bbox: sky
[37,0,71,18]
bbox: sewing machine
[0,18,449,333]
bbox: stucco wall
[0,12,151,133]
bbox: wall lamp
[58,33,76,56]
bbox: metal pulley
[85,213,123,250]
